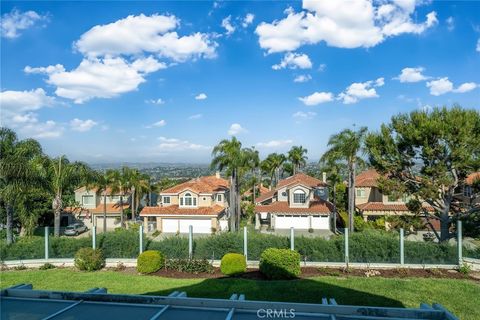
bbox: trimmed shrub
[74,248,105,271]
[221,253,246,276]
[137,250,164,274]
[260,248,301,279]
[39,263,56,270]
[165,259,213,274]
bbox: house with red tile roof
[139,172,229,234]
[254,173,333,231]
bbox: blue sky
[1,1,479,163]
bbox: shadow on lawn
[142,277,404,308]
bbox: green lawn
[1,269,479,319]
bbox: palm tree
[107,167,132,228]
[90,171,114,233]
[319,158,347,233]
[129,169,151,218]
[243,147,260,203]
[47,156,94,237]
[322,127,368,233]
[287,146,308,175]
[0,128,44,244]
[261,153,286,187]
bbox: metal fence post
[243,226,248,260]
[290,227,294,250]
[400,228,404,265]
[457,220,462,266]
[188,225,193,259]
[44,227,49,260]
[92,226,96,249]
[139,225,143,255]
[344,228,349,268]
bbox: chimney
[322,172,327,183]
[215,170,221,179]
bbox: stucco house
[63,187,130,230]
[139,173,229,234]
[254,173,333,231]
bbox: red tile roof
[356,202,433,212]
[255,189,276,203]
[256,173,326,203]
[356,169,381,187]
[161,175,229,194]
[255,199,333,214]
[466,172,480,185]
[90,203,130,214]
[140,205,225,216]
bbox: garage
[275,215,310,229]
[162,219,179,233]
[162,218,212,234]
[311,215,330,229]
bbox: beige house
[63,187,130,230]
[140,173,229,234]
[255,173,333,231]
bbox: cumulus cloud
[1,8,49,39]
[256,139,293,148]
[272,52,312,70]
[293,74,312,83]
[426,77,477,96]
[195,93,207,100]
[242,13,255,28]
[221,15,235,36]
[145,98,165,105]
[454,82,478,93]
[338,77,384,104]
[156,136,210,151]
[395,67,429,83]
[70,118,98,132]
[293,111,316,120]
[228,123,247,135]
[298,91,334,106]
[255,0,437,53]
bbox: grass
[1,269,479,320]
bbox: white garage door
[275,216,309,229]
[312,216,330,230]
[179,219,212,234]
[162,219,179,233]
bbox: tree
[47,156,94,237]
[129,169,151,218]
[90,171,114,233]
[0,128,44,243]
[107,167,132,228]
[322,126,368,233]
[319,158,347,233]
[243,147,260,204]
[261,153,286,187]
[287,146,308,174]
[365,106,480,242]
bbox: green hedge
[74,248,105,271]
[220,253,247,276]
[260,248,301,279]
[137,250,164,274]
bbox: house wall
[277,187,288,202]
[198,195,212,207]
[288,185,311,208]
[75,189,99,209]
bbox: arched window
[181,192,196,207]
[293,189,306,204]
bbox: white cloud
[21,120,63,139]
[272,52,312,70]
[255,0,437,53]
[426,77,477,96]
[228,123,247,135]
[293,111,316,120]
[446,16,454,31]
[395,67,429,83]
[156,136,210,151]
[318,64,326,72]
[145,98,165,105]
[0,88,55,112]
[338,77,384,104]
[70,118,98,132]
[242,13,255,28]
[256,139,293,148]
[298,91,334,106]
[147,120,167,128]
[477,39,480,52]
[188,113,203,120]
[1,8,48,39]
[195,93,207,100]
[453,82,477,93]
[221,15,235,36]
[75,14,217,61]
[293,74,312,83]
[27,57,165,103]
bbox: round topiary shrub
[259,248,301,279]
[74,248,105,271]
[137,250,164,274]
[220,253,246,276]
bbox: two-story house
[139,173,229,234]
[254,173,333,231]
[63,187,130,230]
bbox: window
[181,193,196,207]
[217,194,222,201]
[82,195,94,205]
[356,188,366,198]
[293,189,306,204]
[163,196,170,204]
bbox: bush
[137,250,164,274]
[39,263,55,270]
[165,259,213,274]
[259,248,300,279]
[74,248,105,271]
[220,253,246,276]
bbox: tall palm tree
[47,156,94,237]
[107,167,132,228]
[319,158,347,233]
[322,127,368,232]
[211,137,249,232]
[243,147,260,203]
[129,169,151,218]
[287,146,308,175]
[261,153,286,187]
[0,128,44,244]
[90,171,114,233]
